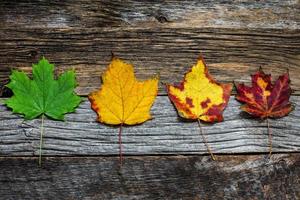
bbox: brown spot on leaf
[185,97,194,108]
[173,81,185,91]
[201,98,211,109]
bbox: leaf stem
[119,123,123,166]
[267,117,272,157]
[39,114,45,167]
[197,119,216,161]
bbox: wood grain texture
[0,154,299,200]
[0,2,299,199]
[0,0,299,96]
[1,0,299,29]
[1,96,299,156]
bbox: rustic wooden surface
[1,0,300,199]
[0,0,299,96]
[0,96,299,156]
[1,0,299,29]
[0,154,299,200]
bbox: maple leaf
[5,57,81,166]
[6,57,81,120]
[235,67,293,156]
[236,68,293,118]
[88,56,158,164]
[166,56,232,160]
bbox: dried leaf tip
[110,51,115,59]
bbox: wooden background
[0,0,300,199]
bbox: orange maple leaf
[236,68,293,156]
[89,56,158,164]
[166,56,232,160]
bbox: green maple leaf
[5,57,81,166]
[5,57,81,120]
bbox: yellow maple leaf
[89,57,158,125]
[166,56,232,122]
[166,56,232,160]
[88,56,158,165]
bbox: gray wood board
[0,154,299,200]
[0,96,299,156]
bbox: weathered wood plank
[1,96,299,156]
[1,0,299,29]
[0,0,299,96]
[0,28,299,96]
[0,154,299,199]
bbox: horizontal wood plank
[1,0,299,29]
[0,0,299,96]
[0,27,299,96]
[0,154,299,199]
[0,96,299,156]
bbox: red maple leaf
[235,68,293,156]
